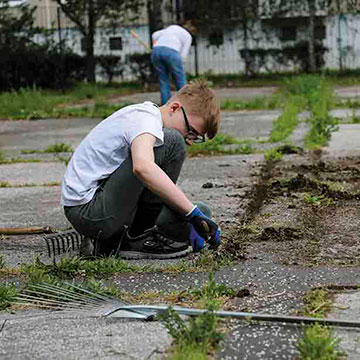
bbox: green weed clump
[297,288,342,360]
[264,148,282,161]
[159,273,225,358]
[269,95,306,142]
[304,78,338,148]
[22,143,73,154]
[188,133,255,157]
[298,324,342,360]
[0,282,18,310]
[20,255,147,280]
[221,94,282,111]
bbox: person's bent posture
[61,80,221,259]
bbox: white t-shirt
[152,25,192,60]
[61,101,164,207]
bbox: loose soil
[242,152,360,267]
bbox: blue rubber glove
[189,226,206,252]
[187,206,221,249]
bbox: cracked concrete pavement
[1,87,360,359]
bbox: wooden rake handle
[0,226,55,235]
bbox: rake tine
[16,294,98,311]
[21,287,100,307]
[67,283,124,303]
[60,234,66,253]
[44,238,51,258]
[30,283,106,306]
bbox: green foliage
[304,78,338,148]
[302,288,331,318]
[45,143,73,153]
[20,255,148,280]
[264,148,282,161]
[269,95,306,142]
[298,324,342,360]
[188,133,255,157]
[303,193,334,207]
[221,95,283,110]
[0,181,11,188]
[0,282,18,310]
[159,274,225,358]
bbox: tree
[55,0,142,83]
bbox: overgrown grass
[18,251,233,282]
[0,86,135,120]
[159,273,225,358]
[0,282,18,310]
[0,181,60,188]
[188,133,255,157]
[269,95,306,142]
[22,143,73,154]
[297,288,343,359]
[264,148,282,161]
[304,78,338,148]
[298,323,342,360]
[221,94,282,111]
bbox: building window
[109,37,122,50]
[315,25,326,39]
[280,26,297,41]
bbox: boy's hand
[187,206,221,249]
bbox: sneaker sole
[118,246,192,259]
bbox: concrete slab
[0,311,171,360]
[328,124,360,151]
[0,162,66,185]
[328,291,360,359]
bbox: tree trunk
[86,0,96,83]
[308,0,316,73]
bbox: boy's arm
[131,133,193,214]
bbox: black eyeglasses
[180,106,206,143]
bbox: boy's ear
[169,101,181,113]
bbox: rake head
[14,282,155,320]
[43,230,83,258]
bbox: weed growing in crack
[297,288,343,360]
[159,274,225,359]
[304,78,338,148]
[303,193,334,207]
[298,323,342,360]
[21,143,73,154]
[0,282,18,310]
[269,95,306,142]
[264,148,282,161]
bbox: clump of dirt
[240,155,360,266]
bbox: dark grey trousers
[64,128,192,245]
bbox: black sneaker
[119,226,192,259]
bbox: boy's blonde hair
[171,79,220,139]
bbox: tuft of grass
[297,288,343,360]
[298,323,342,360]
[20,256,148,280]
[22,143,73,154]
[221,94,283,111]
[0,255,5,268]
[303,193,334,207]
[159,273,225,358]
[264,148,282,161]
[187,133,255,157]
[0,282,18,310]
[0,181,11,188]
[304,78,338,149]
[269,95,306,142]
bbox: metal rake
[14,282,360,328]
[43,230,83,258]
